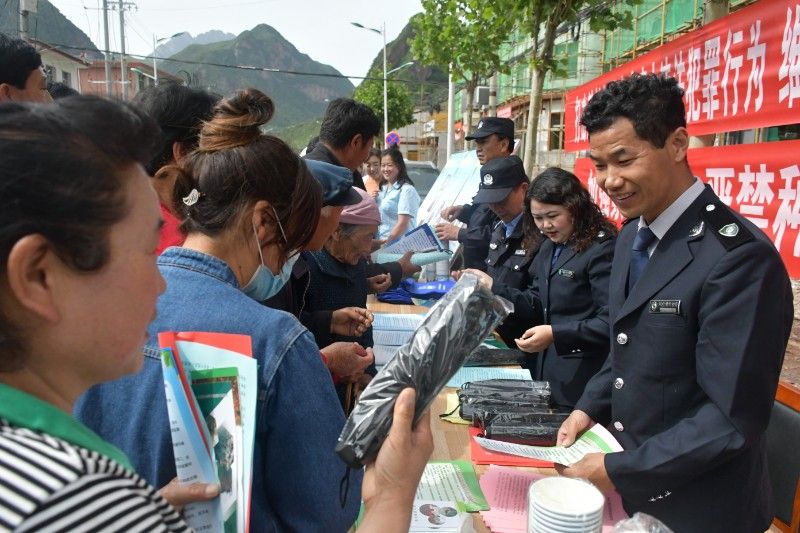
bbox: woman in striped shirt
[0,95,433,533]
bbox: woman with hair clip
[75,89,364,531]
[376,146,420,241]
[465,168,616,408]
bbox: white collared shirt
[638,178,705,257]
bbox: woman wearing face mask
[466,168,616,408]
[376,147,420,241]
[74,89,362,531]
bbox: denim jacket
[75,247,362,532]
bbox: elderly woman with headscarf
[304,188,388,407]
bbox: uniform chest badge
[719,223,739,237]
[557,268,575,278]
[483,174,494,186]
[649,299,681,314]
[515,249,526,255]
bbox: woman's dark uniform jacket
[492,232,614,408]
[576,186,793,533]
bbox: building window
[43,65,55,84]
[548,111,564,151]
[61,71,71,88]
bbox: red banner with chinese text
[574,140,800,276]
[565,0,800,151]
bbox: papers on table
[441,392,471,425]
[478,465,628,533]
[415,461,489,512]
[446,366,531,388]
[410,500,469,532]
[372,312,425,366]
[468,427,552,468]
[474,423,623,466]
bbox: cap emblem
[477,121,484,129]
[483,174,493,186]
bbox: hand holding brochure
[372,224,451,266]
[159,332,258,533]
[474,423,623,466]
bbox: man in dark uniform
[557,73,793,533]
[435,117,515,269]
[471,156,533,345]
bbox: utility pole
[446,64,454,160]
[18,0,37,41]
[488,75,497,117]
[102,0,112,96]
[118,0,127,100]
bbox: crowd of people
[0,31,793,533]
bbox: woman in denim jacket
[76,89,362,531]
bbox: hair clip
[182,189,202,206]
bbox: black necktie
[628,227,657,291]
[550,244,564,269]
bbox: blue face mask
[242,212,299,302]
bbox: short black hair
[47,81,78,99]
[0,33,42,88]
[132,83,219,175]
[0,95,158,368]
[580,73,686,148]
[319,98,380,149]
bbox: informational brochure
[372,313,425,331]
[372,224,451,266]
[372,344,400,366]
[159,332,258,533]
[415,461,489,512]
[410,500,469,532]
[446,366,531,388]
[473,423,623,466]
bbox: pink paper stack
[477,466,629,533]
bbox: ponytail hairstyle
[172,89,322,262]
[380,145,414,187]
[523,167,617,253]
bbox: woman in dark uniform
[470,168,616,408]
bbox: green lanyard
[0,383,133,471]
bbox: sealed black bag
[463,348,528,367]
[461,379,551,393]
[335,273,512,468]
[459,396,552,420]
[482,421,561,446]
[474,409,570,430]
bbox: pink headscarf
[340,187,381,225]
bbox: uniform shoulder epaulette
[698,199,754,251]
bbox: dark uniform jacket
[493,233,614,408]
[576,186,793,533]
[456,203,499,270]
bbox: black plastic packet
[473,408,570,429]
[482,421,562,446]
[335,273,512,468]
[463,347,528,367]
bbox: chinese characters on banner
[574,140,800,276]
[565,0,800,151]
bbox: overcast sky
[48,0,423,83]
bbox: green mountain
[0,0,100,59]
[363,14,448,113]
[164,24,354,128]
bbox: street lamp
[352,21,388,147]
[152,31,187,86]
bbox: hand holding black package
[335,273,512,468]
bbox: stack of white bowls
[527,477,605,533]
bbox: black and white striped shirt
[0,419,191,532]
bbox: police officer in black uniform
[556,73,793,533]
[467,156,533,346]
[436,117,515,269]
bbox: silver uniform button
[614,421,624,432]
[513,265,520,271]
[614,377,624,389]
[706,204,715,211]
[616,333,628,345]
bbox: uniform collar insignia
[719,223,739,237]
[689,221,704,237]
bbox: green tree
[411,0,513,134]
[353,67,415,134]
[494,0,636,174]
